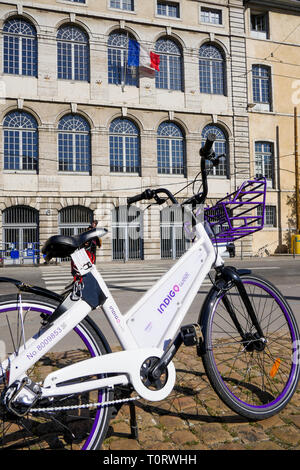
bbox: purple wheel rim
[210,279,298,410]
[0,302,105,450]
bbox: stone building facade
[245,0,300,255]
[0,0,250,263]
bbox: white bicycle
[0,135,299,450]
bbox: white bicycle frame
[3,221,223,403]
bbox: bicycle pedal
[180,324,201,347]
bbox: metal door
[112,206,143,261]
[160,206,188,259]
[58,206,93,260]
[3,206,39,264]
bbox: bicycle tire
[0,293,113,450]
[200,274,300,420]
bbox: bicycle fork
[216,266,267,351]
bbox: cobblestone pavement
[102,347,300,451]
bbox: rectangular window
[75,134,90,172]
[4,36,19,74]
[109,135,140,173]
[108,46,138,87]
[201,7,222,25]
[157,138,170,174]
[4,35,37,77]
[4,129,37,171]
[251,12,269,39]
[57,42,72,80]
[252,65,271,111]
[57,41,89,81]
[255,141,274,187]
[155,54,182,91]
[110,0,134,11]
[258,205,276,227]
[157,1,180,18]
[58,133,73,171]
[199,57,224,95]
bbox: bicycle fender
[0,276,62,303]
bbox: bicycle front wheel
[200,274,300,420]
[0,294,113,450]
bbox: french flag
[128,39,160,72]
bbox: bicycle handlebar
[127,188,178,206]
[127,134,220,207]
[127,189,153,205]
[200,133,216,159]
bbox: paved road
[0,256,300,347]
[1,256,300,451]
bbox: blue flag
[127,39,140,67]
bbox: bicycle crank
[140,356,168,391]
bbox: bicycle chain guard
[42,348,176,402]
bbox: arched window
[58,114,91,172]
[57,25,89,81]
[3,111,38,171]
[108,31,138,87]
[199,43,225,95]
[157,122,185,175]
[155,38,183,91]
[201,124,229,177]
[109,118,140,173]
[3,17,37,76]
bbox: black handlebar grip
[127,189,154,205]
[200,133,216,158]
[127,193,144,205]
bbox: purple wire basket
[204,177,267,244]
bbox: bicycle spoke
[205,276,299,415]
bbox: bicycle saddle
[42,228,108,261]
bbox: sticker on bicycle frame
[270,358,281,378]
[71,249,93,276]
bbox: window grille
[252,65,271,106]
[57,25,89,81]
[110,0,134,11]
[58,114,91,173]
[160,206,189,259]
[3,111,38,171]
[199,43,225,95]
[157,1,180,18]
[201,125,228,177]
[112,206,143,261]
[255,142,274,187]
[157,122,185,175]
[3,18,37,76]
[155,38,183,91]
[109,118,140,173]
[108,31,138,87]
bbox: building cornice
[244,0,300,13]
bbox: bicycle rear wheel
[200,274,300,420]
[0,294,113,450]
